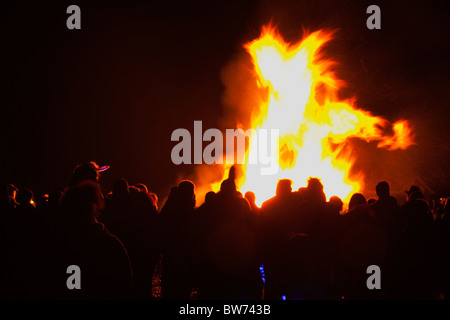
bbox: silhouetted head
[112,178,129,196]
[329,196,343,212]
[70,161,109,187]
[220,179,236,197]
[205,191,216,204]
[61,181,104,222]
[244,191,256,205]
[406,185,420,195]
[306,177,326,203]
[375,181,390,199]
[408,191,425,201]
[135,183,148,194]
[405,185,421,201]
[367,198,377,205]
[178,180,196,208]
[16,188,34,206]
[349,193,367,210]
[276,179,293,197]
[307,177,324,191]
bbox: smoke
[189,49,259,205]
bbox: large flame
[219,25,415,207]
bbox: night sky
[2,0,450,204]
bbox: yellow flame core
[232,26,414,207]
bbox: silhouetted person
[259,179,297,299]
[393,186,434,299]
[196,174,260,300]
[370,181,398,232]
[54,181,133,299]
[160,180,197,299]
[69,161,109,187]
[204,191,216,204]
[102,179,159,299]
[309,195,344,299]
[305,177,327,205]
[405,185,420,200]
[291,177,328,236]
[129,183,159,298]
[328,196,343,216]
[339,192,387,299]
[400,187,432,231]
[245,191,260,214]
[296,178,334,299]
[261,179,294,212]
[346,193,371,222]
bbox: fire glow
[212,25,415,206]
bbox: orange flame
[220,25,415,206]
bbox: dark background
[2,0,449,204]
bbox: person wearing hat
[400,185,431,230]
[405,185,421,202]
[69,161,109,187]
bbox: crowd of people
[1,162,450,300]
